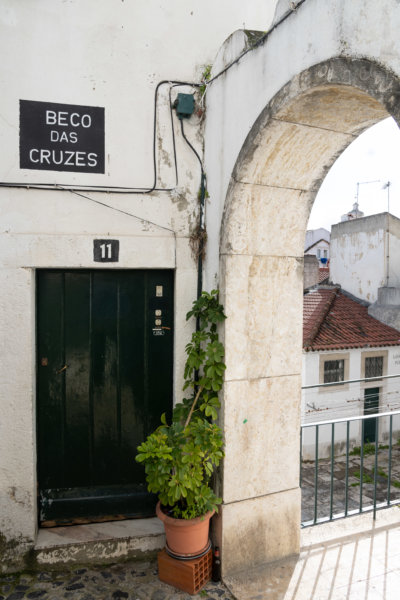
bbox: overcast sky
[307,117,400,231]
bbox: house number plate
[93,239,119,262]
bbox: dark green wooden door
[364,387,380,444]
[37,269,173,525]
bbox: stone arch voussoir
[223,57,400,254]
[218,55,400,576]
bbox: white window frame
[319,352,350,391]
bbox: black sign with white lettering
[19,100,105,173]
[93,239,119,262]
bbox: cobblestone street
[0,560,234,600]
[2,445,399,599]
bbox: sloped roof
[304,238,330,253]
[318,267,329,284]
[303,287,400,351]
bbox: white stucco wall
[1,0,276,188]
[330,214,400,303]
[388,222,400,288]
[0,0,278,566]
[4,0,400,576]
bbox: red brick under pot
[156,501,214,558]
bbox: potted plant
[135,290,226,557]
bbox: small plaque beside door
[93,239,119,262]
[153,328,165,336]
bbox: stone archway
[213,57,400,575]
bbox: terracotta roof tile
[303,288,400,351]
[318,267,329,283]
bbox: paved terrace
[1,509,399,599]
[226,442,400,599]
[2,445,400,600]
[301,443,400,524]
[225,507,400,600]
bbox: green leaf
[135,289,226,519]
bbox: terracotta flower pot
[156,501,214,558]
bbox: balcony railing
[300,410,400,527]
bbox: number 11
[100,243,112,259]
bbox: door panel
[64,272,91,486]
[37,269,173,525]
[91,273,120,484]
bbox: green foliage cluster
[351,470,374,486]
[351,464,400,489]
[199,64,212,96]
[350,442,391,456]
[349,443,377,456]
[136,290,226,520]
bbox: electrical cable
[0,80,199,195]
[303,394,400,411]
[0,1,307,196]
[303,387,400,401]
[63,187,176,234]
[302,382,400,422]
[179,119,204,177]
[178,118,206,303]
[303,394,400,408]
[303,402,400,415]
[316,388,400,398]
[169,85,180,187]
[303,402,400,421]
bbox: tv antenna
[355,180,380,203]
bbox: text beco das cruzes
[20,100,105,174]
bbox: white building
[330,213,400,304]
[3,0,400,576]
[302,287,400,459]
[303,212,400,458]
[304,227,330,263]
[0,0,280,573]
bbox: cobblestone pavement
[0,560,234,600]
[301,443,400,523]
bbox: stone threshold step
[35,517,165,567]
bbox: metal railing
[300,409,400,527]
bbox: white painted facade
[304,238,330,262]
[303,213,400,458]
[305,228,330,247]
[3,0,400,577]
[0,0,277,570]
[302,347,400,460]
[330,213,400,303]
